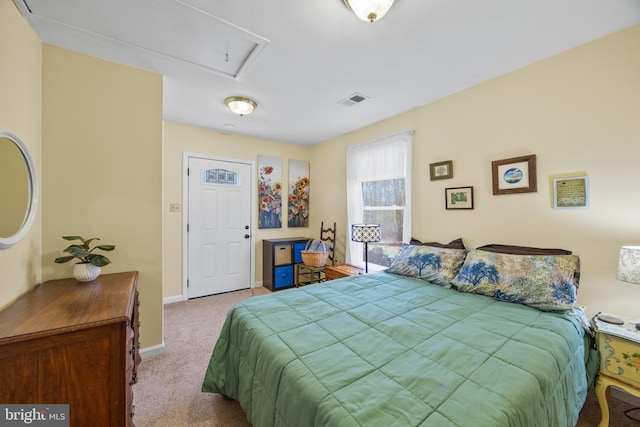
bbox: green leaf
[66,246,90,259]
[84,238,100,246]
[57,235,115,266]
[89,254,112,267]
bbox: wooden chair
[296,222,336,286]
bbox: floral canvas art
[258,156,282,229]
[288,160,309,228]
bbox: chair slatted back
[320,222,337,265]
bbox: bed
[202,242,599,427]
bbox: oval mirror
[0,130,38,249]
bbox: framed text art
[445,186,474,210]
[553,176,590,209]
[430,160,453,180]
[492,154,537,195]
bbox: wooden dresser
[0,271,141,427]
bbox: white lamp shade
[344,0,395,22]
[616,246,640,285]
[351,224,381,243]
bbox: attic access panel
[19,0,268,79]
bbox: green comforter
[203,272,594,426]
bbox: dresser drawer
[293,242,306,263]
[126,398,135,427]
[599,334,640,388]
[273,244,292,265]
[126,365,135,400]
[126,325,135,366]
[274,265,294,289]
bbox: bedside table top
[593,313,640,344]
[325,264,362,276]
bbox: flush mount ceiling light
[343,0,395,23]
[225,97,257,116]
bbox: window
[346,131,413,271]
[203,168,239,185]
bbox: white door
[187,156,252,298]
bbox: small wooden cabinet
[325,264,362,280]
[263,238,309,291]
[594,317,640,427]
[0,271,141,427]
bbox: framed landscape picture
[492,154,537,195]
[445,186,474,210]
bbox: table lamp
[351,224,381,273]
[613,246,640,329]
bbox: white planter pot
[73,263,101,282]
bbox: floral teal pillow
[451,249,580,311]
[386,244,467,287]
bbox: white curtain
[346,130,413,269]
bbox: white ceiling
[13,0,640,146]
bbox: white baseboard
[163,295,184,305]
[140,343,165,359]
[163,284,262,304]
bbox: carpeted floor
[132,287,639,426]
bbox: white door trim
[182,152,256,300]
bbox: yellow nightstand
[593,315,640,427]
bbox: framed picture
[258,155,282,229]
[492,154,537,195]
[429,160,453,180]
[445,186,474,210]
[553,176,590,209]
[288,159,310,227]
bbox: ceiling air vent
[339,93,369,107]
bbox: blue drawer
[274,265,294,289]
[293,242,307,264]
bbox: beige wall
[5,0,634,351]
[311,24,640,318]
[0,0,42,310]
[165,26,640,319]
[41,45,164,349]
[163,121,311,299]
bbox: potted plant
[54,235,116,282]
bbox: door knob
[244,234,250,239]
